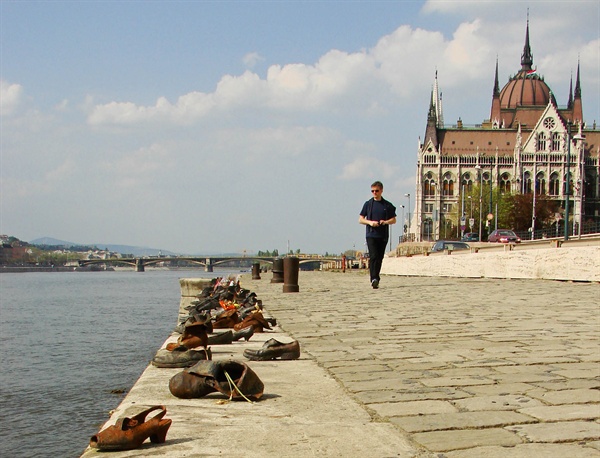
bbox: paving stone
[531,379,600,390]
[367,399,457,418]
[355,388,469,404]
[411,427,522,451]
[344,378,419,392]
[518,404,600,421]
[491,372,562,384]
[506,420,600,442]
[530,388,600,405]
[390,411,532,433]
[554,369,600,379]
[443,443,600,458]
[420,376,496,387]
[452,394,543,411]
[461,382,538,396]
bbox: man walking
[359,181,397,289]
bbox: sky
[1,0,599,255]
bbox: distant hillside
[29,237,178,257]
[30,237,79,247]
[27,237,250,257]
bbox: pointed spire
[521,11,533,71]
[493,57,500,97]
[427,87,436,123]
[490,57,501,125]
[568,72,573,108]
[424,73,439,148]
[574,59,581,98]
[431,70,444,128]
[572,57,583,123]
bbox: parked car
[461,232,479,242]
[488,229,521,243]
[430,241,471,253]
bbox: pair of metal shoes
[90,405,171,451]
[152,327,255,368]
[243,339,300,361]
[152,347,212,368]
[169,360,264,401]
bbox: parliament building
[412,19,599,242]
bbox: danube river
[0,269,237,458]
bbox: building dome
[499,71,554,109]
[498,17,556,110]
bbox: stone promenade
[249,270,600,457]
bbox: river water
[0,269,236,458]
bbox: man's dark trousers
[367,237,387,282]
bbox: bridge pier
[136,258,145,272]
[205,258,213,272]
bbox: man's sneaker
[371,279,379,289]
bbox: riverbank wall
[382,241,600,282]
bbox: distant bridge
[78,255,342,272]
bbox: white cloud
[1,81,23,116]
[81,20,510,127]
[101,143,172,189]
[339,156,399,181]
[243,52,265,68]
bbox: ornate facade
[413,20,599,242]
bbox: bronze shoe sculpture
[207,330,234,345]
[243,339,300,361]
[166,321,209,351]
[212,309,241,329]
[232,325,254,341]
[89,405,171,451]
[169,360,264,400]
[152,348,212,368]
[233,310,272,333]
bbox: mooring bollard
[271,257,284,283]
[283,256,299,293]
[251,262,261,280]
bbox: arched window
[535,172,546,195]
[499,173,511,194]
[536,132,546,151]
[549,172,560,196]
[524,171,532,194]
[551,132,561,151]
[482,171,491,185]
[423,173,436,196]
[462,173,473,194]
[443,173,454,196]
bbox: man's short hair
[371,181,384,189]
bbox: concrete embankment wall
[382,245,600,282]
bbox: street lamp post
[565,122,572,241]
[430,181,437,241]
[404,193,411,241]
[399,205,405,243]
[468,195,473,219]
[573,130,585,239]
[532,162,540,240]
[475,165,483,242]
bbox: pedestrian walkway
[82,270,600,457]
